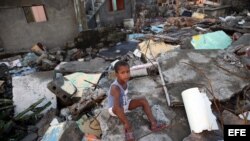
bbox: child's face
[116,65,130,83]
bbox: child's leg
[128,97,157,126]
[112,106,132,131]
[128,97,167,131]
[112,107,135,141]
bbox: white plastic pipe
[181,87,219,133]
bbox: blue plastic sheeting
[9,66,37,77]
[151,24,165,33]
[21,53,38,66]
[191,30,232,50]
[127,33,145,40]
[41,123,66,141]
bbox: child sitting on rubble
[107,61,167,141]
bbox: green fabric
[191,30,232,50]
[112,0,117,11]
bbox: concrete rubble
[157,50,250,106]
[12,71,57,115]
[0,0,250,141]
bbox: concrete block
[12,71,57,116]
[157,50,250,106]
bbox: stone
[36,109,57,137]
[183,131,223,141]
[226,34,250,69]
[41,121,83,141]
[20,133,38,141]
[59,121,83,141]
[222,110,248,125]
[27,125,38,133]
[65,48,78,61]
[231,33,250,47]
[151,105,170,124]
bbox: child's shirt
[107,79,129,108]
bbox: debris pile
[0,1,250,141]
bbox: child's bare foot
[124,124,135,141]
[150,122,168,132]
[124,128,135,141]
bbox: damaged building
[0,0,250,141]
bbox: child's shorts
[108,99,131,117]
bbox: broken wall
[0,0,78,53]
[99,0,133,26]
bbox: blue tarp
[151,24,164,33]
[191,30,232,50]
[127,33,145,40]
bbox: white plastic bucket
[123,18,134,29]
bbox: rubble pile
[1,65,49,140]
[0,0,250,141]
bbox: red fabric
[109,0,125,11]
[117,0,124,10]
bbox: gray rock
[230,33,250,47]
[41,121,83,141]
[27,125,38,133]
[222,110,248,125]
[138,133,172,141]
[36,109,57,137]
[183,131,223,141]
[20,133,37,141]
[59,121,83,141]
[151,105,170,124]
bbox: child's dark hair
[114,61,129,73]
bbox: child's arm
[111,85,131,130]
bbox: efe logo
[224,125,249,141]
[228,129,246,136]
